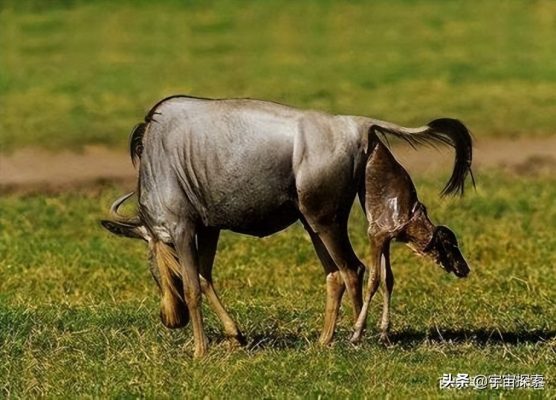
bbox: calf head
[423,225,469,278]
[402,203,470,278]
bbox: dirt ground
[1,137,555,194]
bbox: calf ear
[100,220,147,241]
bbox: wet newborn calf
[351,141,470,344]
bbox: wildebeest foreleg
[197,228,246,345]
[174,230,208,358]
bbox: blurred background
[1,0,555,151]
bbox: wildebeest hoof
[318,333,335,347]
[233,332,247,346]
[160,309,190,329]
[193,339,209,359]
[225,331,247,347]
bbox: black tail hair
[129,95,195,168]
[129,122,146,167]
[371,118,475,196]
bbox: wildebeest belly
[217,200,299,237]
[200,166,299,237]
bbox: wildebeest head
[101,192,190,329]
[100,192,159,286]
[100,192,165,286]
[100,192,151,241]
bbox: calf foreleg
[379,244,393,344]
[351,235,389,343]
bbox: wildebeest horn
[110,192,141,225]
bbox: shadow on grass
[389,327,555,346]
[246,332,313,351]
[202,322,555,353]
[207,327,554,352]
[207,329,318,351]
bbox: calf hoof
[350,332,362,345]
[160,306,190,329]
[379,332,392,347]
[350,322,366,345]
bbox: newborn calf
[351,140,470,344]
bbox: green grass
[1,0,556,151]
[1,171,554,398]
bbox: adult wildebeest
[101,95,473,357]
[350,138,471,345]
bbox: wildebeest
[350,138,471,345]
[101,95,473,357]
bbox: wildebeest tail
[129,95,197,168]
[370,118,475,196]
[129,122,147,167]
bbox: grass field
[1,0,556,151]
[1,172,554,398]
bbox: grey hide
[139,98,370,238]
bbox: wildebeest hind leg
[313,223,365,327]
[303,224,346,345]
[197,227,246,346]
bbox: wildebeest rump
[101,95,473,357]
